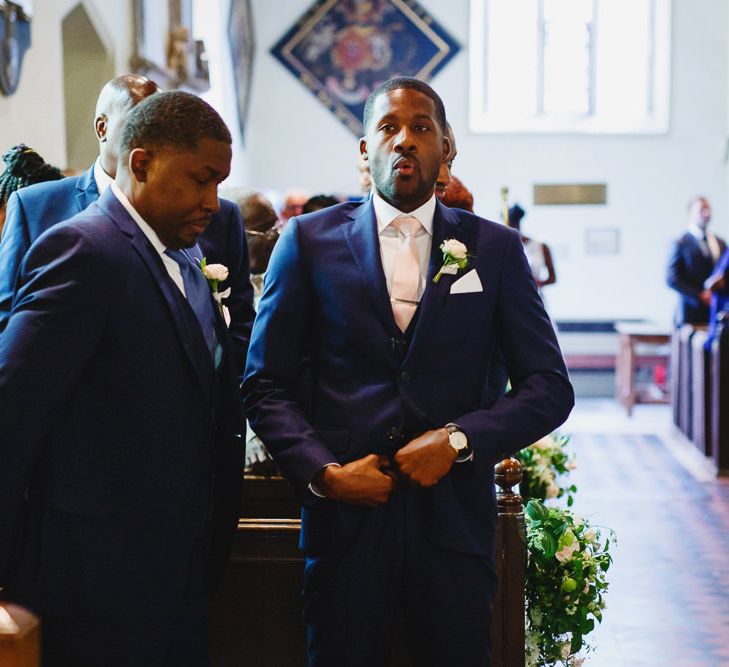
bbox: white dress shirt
[93,157,114,195]
[372,191,436,300]
[110,182,186,296]
[688,223,721,262]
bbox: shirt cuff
[308,462,342,497]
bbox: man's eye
[415,125,431,132]
[380,124,395,133]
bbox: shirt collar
[110,182,167,256]
[689,223,712,241]
[93,156,114,195]
[372,190,435,235]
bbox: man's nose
[394,127,416,152]
[202,186,221,215]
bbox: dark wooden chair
[213,459,526,666]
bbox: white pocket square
[450,269,483,294]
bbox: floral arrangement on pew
[516,433,577,506]
[517,433,616,667]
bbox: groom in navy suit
[0,74,255,376]
[0,92,244,666]
[243,78,574,666]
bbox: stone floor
[560,399,729,666]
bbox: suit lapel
[406,202,468,359]
[343,201,401,338]
[74,166,100,213]
[97,189,215,397]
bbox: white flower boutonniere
[200,257,232,326]
[433,238,471,283]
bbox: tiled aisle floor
[561,399,729,666]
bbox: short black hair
[120,91,231,156]
[362,77,447,134]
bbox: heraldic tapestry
[271,0,460,136]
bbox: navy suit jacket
[243,199,573,558]
[0,166,255,377]
[667,231,727,325]
[0,189,245,628]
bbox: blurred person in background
[440,174,473,213]
[508,203,557,298]
[434,123,457,201]
[277,188,309,230]
[302,194,340,214]
[0,144,63,235]
[667,196,726,325]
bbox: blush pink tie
[390,215,422,332]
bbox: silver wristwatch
[445,423,469,457]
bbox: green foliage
[524,500,616,666]
[516,433,577,505]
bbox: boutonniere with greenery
[200,257,232,325]
[433,238,472,283]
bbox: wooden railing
[213,457,527,666]
[0,603,40,667]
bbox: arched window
[469,0,671,133]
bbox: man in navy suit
[0,92,245,666]
[0,74,255,375]
[667,196,726,325]
[243,78,574,666]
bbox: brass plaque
[533,183,606,205]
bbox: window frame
[468,0,672,134]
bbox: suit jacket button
[400,371,410,382]
[388,427,400,440]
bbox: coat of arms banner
[271,0,460,136]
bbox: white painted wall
[242,0,729,324]
[2,0,727,324]
[0,0,132,169]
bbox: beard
[370,159,434,210]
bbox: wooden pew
[0,604,40,667]
[691,329,712,456]
[213,459,526,666]
[711,316,729,474]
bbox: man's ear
[95,114,107,142]
[442,135,452,162]
[128,148,151,183]
[359,137,368,161]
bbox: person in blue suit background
[667,196,726,325]
[0,74,255,376]
[0,91,245,667]
[243,77,574,666]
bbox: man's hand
[394,428,457,488]
[313,454,398,506]
[700,289,713,306]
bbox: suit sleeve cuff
[308,462,342,497]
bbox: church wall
[244,0,729,324]
[0,0,132,171]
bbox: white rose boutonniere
[200,257,232,326]
[433,238,471,283]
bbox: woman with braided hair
[0,144,63,234]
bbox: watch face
[449,430,468,450]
